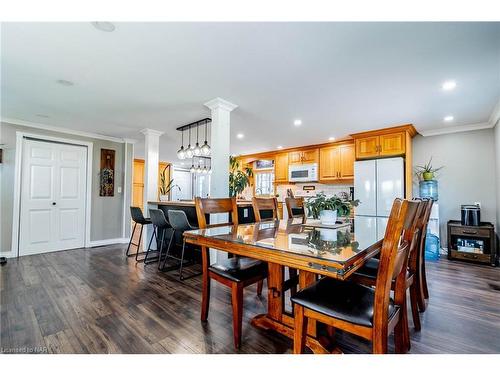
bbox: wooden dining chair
[285,197,306,222]
[351,199,426,351]
[252,197,298,298]
[292,198,420,354]
[195,197,268,349]
[415,199,434,312]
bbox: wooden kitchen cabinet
[319,143,354,182]
[288,148,319,165]
[274,153,289,183]
[354,131,406,159]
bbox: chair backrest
[285,197,306,221]
[194,197,239,229]
[130,206,147,224]
[149,208,169,228]
[252,197,279,222]
[406,198,433,275]
[168,209,195,231]
[373,199,420,331]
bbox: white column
[140,128,164,250]
[204,97,238,262]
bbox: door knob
[52,202,56,206]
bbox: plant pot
[319,209,337,225]
[422,172,434,181]
[318,228,338,242]
[159,194,169,202]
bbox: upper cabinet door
[355,136,379,159]
[319,146,340,181]
[274,153,289,182]
[288,151,303,165]
[379,132,405,156]
[301,148,319,164]
[339,144,355,178]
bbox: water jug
[419,180,438,201]
[424,229,440,261]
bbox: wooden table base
[251,314,342,354]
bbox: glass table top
[184,218,370,265]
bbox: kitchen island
[148,200,262,227]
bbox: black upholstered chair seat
[353,258,380,279]
[291,277,398,327]
[210,257,268,283]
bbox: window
[255,171,274,195]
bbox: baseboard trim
[88,238,130,247]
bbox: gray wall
[413,129,497,247]
[0,122,132,255]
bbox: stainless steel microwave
[288,163,318,182]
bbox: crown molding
[488,98,500,128]
[419,122,493,137]
[123,138,138,144]
[1,117,126,143]
[204,97,238,112]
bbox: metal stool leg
[144,227,157,264]
[179,240,202,281]
[126,222,137,257]
[160,229,175,270]
[135,224,145,261]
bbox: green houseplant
[159,165,181,201]
[415,157,443,181]
[229,156,253,198]
[304,193,359,225]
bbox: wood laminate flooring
[1,244,499,354]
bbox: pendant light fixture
[185,125,194,159]
[189,163,195,173]
[193,123,202,156]
[177,129,186,160]
[201,119,211,156]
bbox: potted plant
[229,156,253,198]
[304,193,359,225]
[159,165,181,201]
[415,157,443,181]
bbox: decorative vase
[159,194,169,202]
[422,172,434,181]
[318,228,338,242]
[319,209,337,225]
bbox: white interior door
[19,139,87,256]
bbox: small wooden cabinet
[319,143,355,182]
[274,153,289,183]
[289,148,319,165]
[447,221,497,266]
[354,131,406,159]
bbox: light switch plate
[118,186,122,194]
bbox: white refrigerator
[354,157,404,249]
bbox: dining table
[183,217,383,353]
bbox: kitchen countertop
[148,200,254,207]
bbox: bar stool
[126,206,152,259]
[145,208,173,265]
[165,209,202,280]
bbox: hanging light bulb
[193,123,202,156]
[189,164,195,173]
[201,120,211,156]
[196,164,202,174]
[185,126,194,159]
[202,166,208,174]
[177,129,186,160]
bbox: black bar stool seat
[126,206,153,259]
[146,209,173,265]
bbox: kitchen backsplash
[275,183,353,202]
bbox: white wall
[413,129,497,247]
[495,124,500,230]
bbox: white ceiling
[1,22,499,162]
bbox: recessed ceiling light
[56,79,74,86]
[293,119,302,126]
[91,22,116,32]
[35,114,50,118]
[277,145,283,149]
[236,133,244,139]
[444,115,454,122]
[328,137,335,141]
[442,81,457,91]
